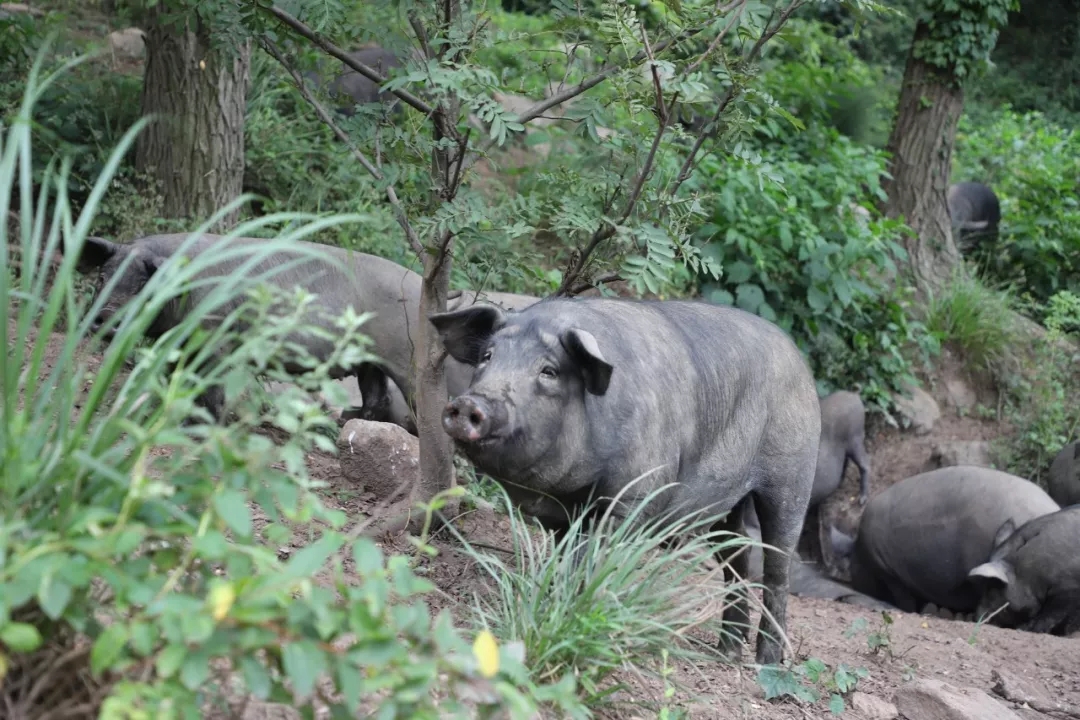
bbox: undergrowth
[453,479,766,712]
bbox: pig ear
[429,304,506,365]
[968,560,1011,588]
[989,519,1017,558]
[562,328,613,396]
[66,236,118,274]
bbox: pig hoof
[717,633,746,664]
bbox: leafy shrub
[690,133,935,413]
[952,108,1080,306]
[994,290,1080,484]
[923,270,1022,381]
[1,59,583,719]
[456,481,760,710]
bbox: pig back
[854,466,1059,612]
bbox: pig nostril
[469,411,484,426]
[448,407,460,419]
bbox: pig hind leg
[343,363,397,425]
[1018,592,1080,636]
[750,487,807,666]
[714,496,754,661]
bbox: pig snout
[443,395,497,443]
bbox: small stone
[849,691,898,720]
[108,27,146,59]
[893,385,940,435]
[338,419,419,502]
[893,678,1020,720]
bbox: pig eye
[540,365,558,379]
[481,349,492,363]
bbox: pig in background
[1047,439,1080,508]
[947,181,1001,253]
[430,295,822,665]
[845,466,1060,615]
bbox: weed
[453,480,763,710]
[845,612,896,658]
[757,657,869,714]
[923,269,1022,383]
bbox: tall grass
[452,477,772,710]
[923,269,1022,381]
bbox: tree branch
[264,6,436,120]
[260,37,424,257]
[670,0,803,198]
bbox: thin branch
[682,0,746,78]
[260,37,425,256]
[264,6,436,119]
[568,271,625,296]
[671,0,803,197]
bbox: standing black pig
[967,505,1080,635]
[429,297,822,665]
[947,181,1001,253]
[811,390,871,508]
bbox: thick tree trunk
[882,20,966,294]
[137,12,251,232]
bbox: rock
[108,27,146,60]
[929,441,992,470]
[894,386,940,435]
[337,419,419,502]
[894,678,1020,720]
[944,377,978,412]
[849,691,899,720]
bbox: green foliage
[691,133,936,412]
[923,270,1021,381]
[757,657,869,714]
[845,612,896,658]
[1,57,582,719]
[993,291,1080,485]
[952,108,1080,305]
[912,0,1020,83]
[454,480,759,709]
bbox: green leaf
[1,622,43,652]
[282,640,327,699]
[180,651,211,690]
[129,621,157,657]
[284,532,343,579]
[337,657,362,712]
[807,285,830,312]
[726,260,754,284]
[735,283,766,313]
[829,694,845,714]
[352,538,384,576]
[194,530,229,559]
[38,576,73,620]
[241,656,272,700]
[156,643,186,678]
[213,489,253,538]
[90,623,129,675]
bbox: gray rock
[944,377,977,413]
[893,678,1020,720]
[929,441,992,469]
[337,419,419,502]
[894,386,940,435]
[108,27,146,59]
[849,691,898,720]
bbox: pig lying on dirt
[811,390,871,508]
[69,233,434,423]
[430,296,822,665]
[1047,440,1080,508]
[968,505,1080,635]
[849,466,1060,614]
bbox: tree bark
[881,20,966,294]
[137,11,251,232]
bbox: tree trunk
[412,1,464,532]
[881,20,966,294]
[137,11,251,232]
